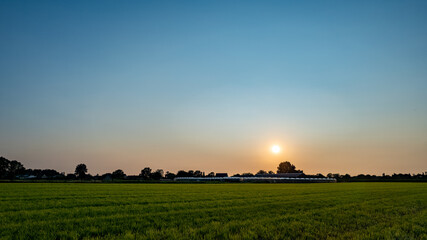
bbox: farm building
[174,175,336,183]
[16,175,37,180]
[255,173,305,178]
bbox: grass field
[0,183,426,239]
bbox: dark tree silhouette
[165,171,176,179]
[150,169,164,180]
[277,161,302,173]
[9,160,25,175]
[176,170,188,177]
[75,164,88,179]
[207,172,215,177]
[0,157,26,179]
[241,173,254,177]
[194,170,203,177]
[0,157,10,178]
[112,169,126,179]
[257,170,267,175]
[140,167,152,180]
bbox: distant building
[174,172,336,183]
[255,173,305,178]
[215,173,228,177]
[17,175,37,180]
[174,176,336,183]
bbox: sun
[271,145,281,154]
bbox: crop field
[0,183,426,239]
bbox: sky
[1,0,426,175]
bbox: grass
[0,182,426,239]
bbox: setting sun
[271,145,281,154]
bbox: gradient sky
[1,0,426,175]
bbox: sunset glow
[271,145,281,154]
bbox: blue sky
[1,0,426,175]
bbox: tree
[0,157,26,179]
[140,167,152,180]
[207,172,215,177]
[194,170,203,177]
[341,174,351,182]
[0,157,10,179]
[75,164,88,179]
[165,171,176,179]
[257,170,267,175]
[112,169,126,179]
[8,160,25,178]
[150,169,164,180]
[176,170,188,177]
[277,161,302,173]
[315,173,325,178]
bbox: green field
[0,183,426,239]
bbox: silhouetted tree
[112,169,126,179]
[207,172,215,177]
[257,170,267,175]
[176,170,188,177]
[277,161,302,173]
[150,169,164,180]
[194,170,203,177]
[9,160,25,178]
[0,157,26,179]
[339,174,350,182]
[241,173,254,177]
[0,157,10,179]
[140,167,152,180]
[75,164,87,179]
[165,171,176,179]
[268,170,274,174]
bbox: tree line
[1,156,426,182]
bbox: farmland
[0,183,426,239]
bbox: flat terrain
[0,183,426,239]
